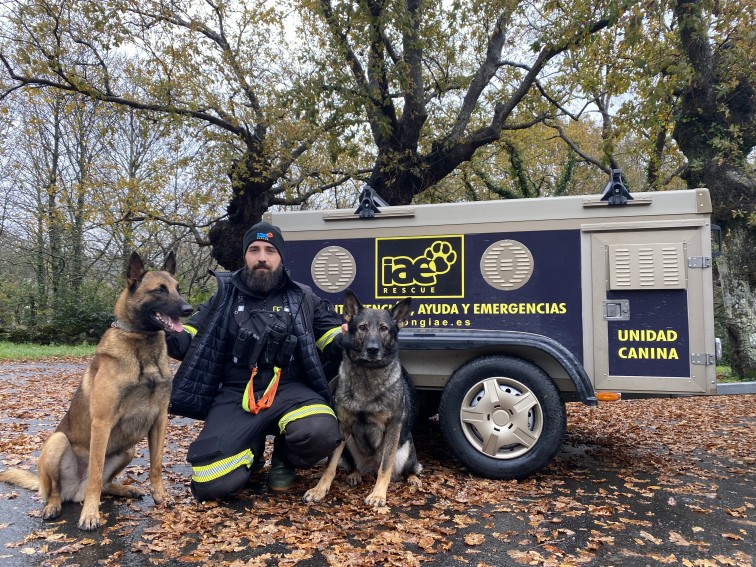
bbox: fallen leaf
[647,553,677,564]
[639,530,662,545]
[464,533,485,546]
[669,531,691,546]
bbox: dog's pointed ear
[343,289,362,323]
[126,252,147,290]
[391,297,412,329]
[162,251,177,276]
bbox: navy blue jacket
[167,270,343,420]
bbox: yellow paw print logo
[424,241,457,275]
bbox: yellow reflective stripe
[191,449,254,483]
[242,367,281,413]
[184,325,197,337]
[242,384,251,413]
[316,326,342,351]
[278,404,336,434]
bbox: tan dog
[0,252,192,530]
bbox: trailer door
[584,221,716,395]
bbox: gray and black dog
[303,290,422,507]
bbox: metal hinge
[688,257,712,268]
[691,353,716,365]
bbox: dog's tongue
[157,312,184,333]
[166,316,184,333]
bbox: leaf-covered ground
[0,360,753,567]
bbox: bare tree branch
[121,211,220,247]
[0,53,247,137]
[546,120,612,174]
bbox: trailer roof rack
[354,185,389,218]
[601,169,633,206]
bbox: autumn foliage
[0,359,753,566]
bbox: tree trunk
[715,226,756,379]
[47,99,64,310]
[33,194,46,324]
[70,122,89,293]
[208,151,275,270]
[693,163,756,375]
[672,0,756,378]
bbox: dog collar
[111,318,146,334]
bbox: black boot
[268,452,295,491]
[268,437,295,491]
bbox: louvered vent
[608,243,685,290]
[311,246,356,293]
[480,240,534,291]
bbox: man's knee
[190,466,250,501]
[282,414,343,468]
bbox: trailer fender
[399,329,598,406]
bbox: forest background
[0,0,754,378]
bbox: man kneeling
[166,222,344,499]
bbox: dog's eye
[154,285,167,294]
[380,324,389,332]
[358,323,368,331]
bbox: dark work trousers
[186,380,342,501]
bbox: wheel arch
[399,329,598,407]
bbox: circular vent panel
[480,240,534,291]
[311,246,356,293]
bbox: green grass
[0,342,744,382]
[716,365,738,382]
[0,341,96,361]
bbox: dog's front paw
[406,474,422,488]
[364,490,387,507]
[78,508,101,531]
[42,502,62,520]
[152,488,174,507]
[302,487,328,503]
[346,472,362,487]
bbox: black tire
[438,355,566,480]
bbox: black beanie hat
[243,222,286,262]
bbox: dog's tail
[0,469,40,491]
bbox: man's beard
[242,262,284,294]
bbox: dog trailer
[266,185,733,480]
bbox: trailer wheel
[438,355,566,480]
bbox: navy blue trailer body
[267,189,723,479]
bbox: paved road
[0,362,753,566]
